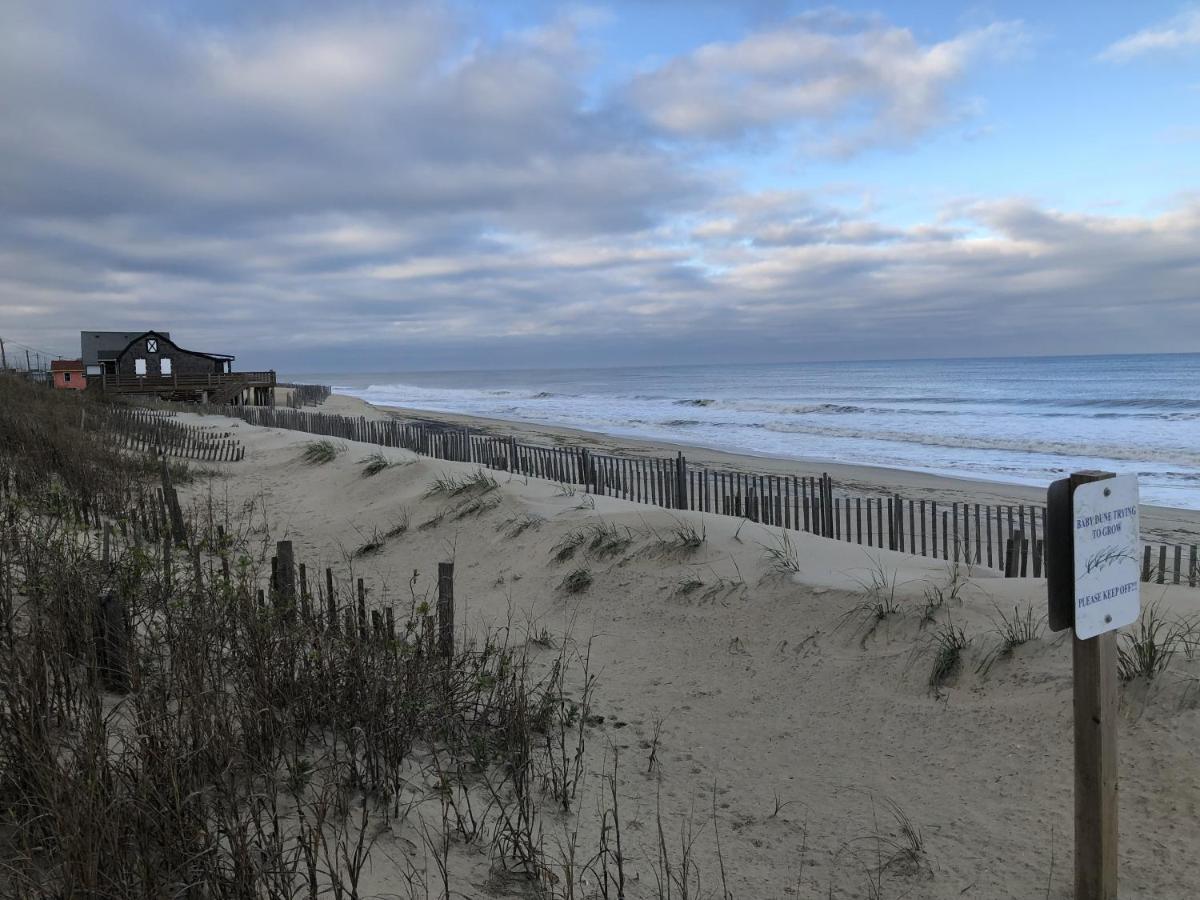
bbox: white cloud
[1100,8,1200,62]
[0,2,1197,367]
[625,14,1023,152]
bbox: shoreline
[317,392,1200,543]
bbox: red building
[50,359,86,391]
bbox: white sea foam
[319,354,1200,509]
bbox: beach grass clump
[353,526,386,558]
[920,560,968,627]
[560,567,593,594]
[977,604,1045,675]
[504,513,545,538]
[1117,603,1188,682]
[651,517,706,556]
[360,450,393,477]
[841,557,901,642]
[419,509,447,531]
[453,493,502,520]
[929,617,969,691]
[301,439,344,465]
[877,799,929,878]
[425,468,499,498]
[550,522,633,563]
[386,509,410,538]
[760,529,801,576]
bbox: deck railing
[98,371,275,392]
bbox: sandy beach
[171,398,1200,898]
[313,391,1200,547]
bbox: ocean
[298,354,1200,510]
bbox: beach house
[50,359,86,390]
[81,330,276,405]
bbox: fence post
[438,562,455,659]
[675,453,688,510]
[275,540,296,619]
[326,567,338,633]
[96,592,130,694]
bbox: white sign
[1073,475,1140,639]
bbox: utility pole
[25,349,31,371]
[0,336,7,369]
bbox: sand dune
[183,406,1200,898]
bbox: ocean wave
[864,396,1200,411]
[759,421,1200,466]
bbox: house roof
[114,330,235,363]
[50,359,84,372]
[79,330,235,365]
[81,331,171,366]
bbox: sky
[1,0,1198,373]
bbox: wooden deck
[95,370,276,403]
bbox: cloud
[624,12,1023,153]
[1100,8,1200,62]
[1,2,1197,370]
[0,1,701,230]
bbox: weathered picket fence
[108,405,245,461]
[280,383,333,409]
[214,405,1198,587]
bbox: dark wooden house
[82,330,275,405]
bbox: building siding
[115,333,224,378]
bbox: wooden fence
[214,404,1198,587]
[280,383,333,409]
[108,406,245,462]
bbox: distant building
[50,359,86,390]
[81,330,275,405]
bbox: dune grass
[425,468,498,498]
[560,567,594,594]
[302,439,344,465]
[1117,602,1192,682]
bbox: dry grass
[759,529,801,576]
[929,616,969,692]
[559,567,594,594]
[360,450,393,476]
[550,522,633,563]
[302,439,344,464]
[0,380,640,898]
[425,468,498,498]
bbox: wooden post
[97,592,130,694]
[437,562,454,659]
[357,578,367,637]
[1073,625,1119,900]
[275,540,296,618]
[676,453,688,510]
[1046,470,1121,900]
[326,567,337,633]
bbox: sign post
[1046,470,1139,900]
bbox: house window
[160,358,172,376]
[146,339,158,353]
[64,372,72,382]
[134,358,147,376]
